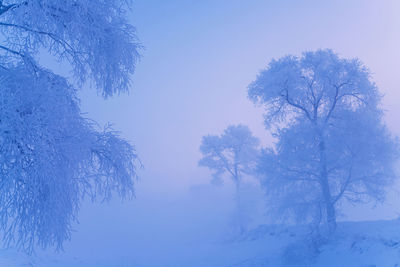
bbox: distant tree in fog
[199,125,260,232]
[0,0,140,252]
[248,49,398,233]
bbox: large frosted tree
[248,50,398,233]
[0,0,140,252]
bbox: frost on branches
[0,0,140,97]
[0,68,138,252]
[0,0,140,252]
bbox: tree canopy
[199,124,260,186]
[0,0,140,97]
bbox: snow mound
[235,220,400,266]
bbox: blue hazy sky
[47,1,400,264]
[79,0,400,194]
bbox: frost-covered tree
[199,125,260,232]
[0,0,140,252]
[248,50,398,233]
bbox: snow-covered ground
[2,219,400,266]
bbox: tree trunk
[233,178,246,234]
[320,177,336,233]
[319,139,336,234]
